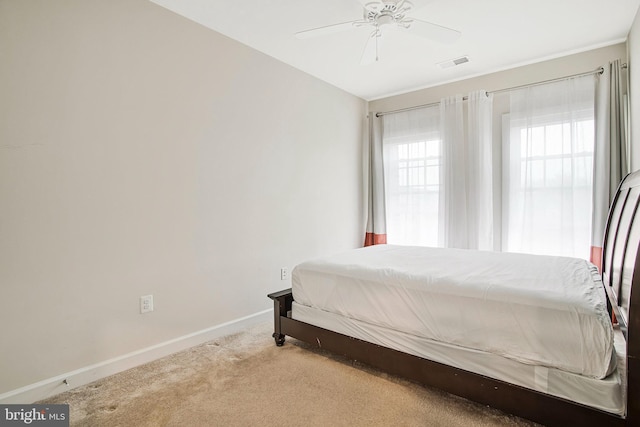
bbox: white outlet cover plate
[140,295,154,314]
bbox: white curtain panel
[592,60,629,262]
[439,92,494,250]
[467,90,494,251]
[364,113,387,246]
[382,107,441,246]
[439,95,467,248]
[505,75,596,259]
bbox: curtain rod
[374,64,623,118]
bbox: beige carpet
[40,321,540,426]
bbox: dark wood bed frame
[268,170,640,427]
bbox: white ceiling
[149,0,640,101]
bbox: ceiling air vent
[437,56,470,69]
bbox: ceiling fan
[295,0,461,65]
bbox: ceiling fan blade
[360,31,379,65]
[295,20,360,39]
[405,17,461,43]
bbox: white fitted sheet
[292,302,626,415]
[292,245,615,379]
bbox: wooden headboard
[601,169,640,421]
[602,171,640,338]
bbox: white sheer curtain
[439,92,494,250]
[504,75,595,259]
[439,95,466,248]
[383,107,441,246]
[467,90,494,250]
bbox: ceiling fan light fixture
[376,14,395,26]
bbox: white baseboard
[0,309,272,404]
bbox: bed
[268,170,640,426]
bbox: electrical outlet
[140,295,154,314]
[281,267,288,281]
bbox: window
[397,140,440,191]
[379,76,595,258]
[503,76,595,259]
[383,107,440,247]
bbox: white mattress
[292,302,626,415]
[292,245,616,379]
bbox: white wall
[629,7,640,171]
[0,0,366,398]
